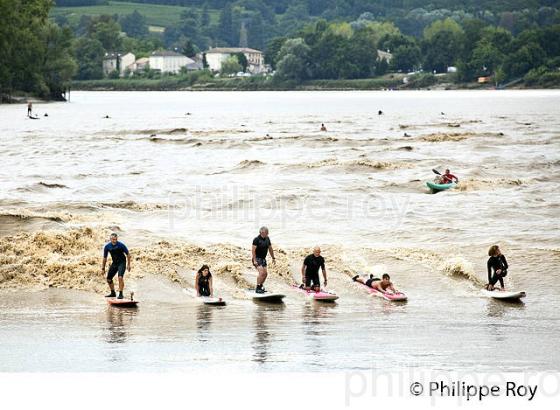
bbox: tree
[182,39,197,58]
[219,4,234,44]
[234,52,248,72]
[391,44,421,72]
[422,18,465,73]
[220,55,242,75]
[275,38,312,82]
[74,37,105,80]
[40,23,77,99]
[120,10,149,39]
[87,15,122,51]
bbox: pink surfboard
[357,282,407,301]
[291,285,338,301]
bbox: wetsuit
[197,273,212,297]
[103,241,129,281]
[252,235,271,267]
[303,254,325,288]
[441,173,457,184]
[487,254,508,288]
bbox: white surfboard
[481,289,526,300]
[183,288,226,306]
[246,289,285,302]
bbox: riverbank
[69,71,560,92]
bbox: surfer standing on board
[101,233,131,299]
[301,246,327,291]
[195,264,213,297]
[252,226,275,294]
[27,101,32,117]
[486,245,508,291]
[353,273,397,294]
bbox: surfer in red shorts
[352,273,397,294]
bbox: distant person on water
[101,233,131,299]
[252,226,275,293]
[301,246,327,291]
[320,123,327,131]
[195,264,213,297]
[353,273,397,294]
[438,169,459,184]
[27,101,32,117]
[486,245,508,291]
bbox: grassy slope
[50,1,219,28]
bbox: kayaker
[486,245,508,291]
[101,233,131,299]
[439,169,459,184]
[301,246,327,291]
[353,273,397,294]
[252,226,275,294]
[195,264,213,297]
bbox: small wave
[38,182,68,189]
[0,210,70,223]
[100,201,169,211]
[420,132,504,142]
[299,158,412,171]
[235,159,266,170]
[457,178,523,192]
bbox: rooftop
[206,47,262,54]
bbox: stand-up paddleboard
[183,288,226,306]
[107,292,138,307]
[481,289,526,301]
[291,285,338,302]
[246,289,285,303]
[426,181,456,192]
[356,281,407,301]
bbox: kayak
[291,285,338,302]
[356,281,407,301]
[426,181,456,192]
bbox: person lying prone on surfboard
[352,273,397,294]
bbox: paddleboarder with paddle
[101,233,131,299]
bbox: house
[102,53,118,76]
[120,52,136,75]
[102,52,136,77]
[134,57,149,72]
[205,47,265,74]
[149,50,194,74]
[377,49,393,63]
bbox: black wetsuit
[252,235,271,267]
[303,254,325,287]
[197,273,212,297]
[365,277,381,287]
[487,255,508,288]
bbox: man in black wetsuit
[101,233,131,299]
[251,226,275,293]
[301,246,327,291]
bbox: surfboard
[291,285,338,302]
[183,288,226,306]
[481,289,526,300]
[246,289,285,302]
[106,297,138,307]
[357,281,407,301]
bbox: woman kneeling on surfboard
[195,265,214,297]
[353,273,397,294]
[486,245,508,291]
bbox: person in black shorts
[301,246,327,291]
[101,233,131,299]
[252,226,275,293]
[195,264,213,297]
[353,273,397,294]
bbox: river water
[0,90,559,372]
